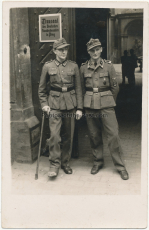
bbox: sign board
[39,14,62,42]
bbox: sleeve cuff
[41,103,48,109]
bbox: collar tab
[54,59,67,67]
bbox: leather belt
[85,87,110,93]
[51,86,74,92]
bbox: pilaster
[10,8,40,163]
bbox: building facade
[107,9,143,63]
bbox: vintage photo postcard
[2,1,148,228]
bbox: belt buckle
[62,87,67,92]
[93,88,98,93]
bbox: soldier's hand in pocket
[42,106,50,115]
[76,110,82,120]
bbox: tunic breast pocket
[62,71,74,84]
[84,73,92,85]
[48,68,59,83]
[99,72,110,86]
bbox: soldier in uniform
[38,38,83,178]
[80,38,129,180]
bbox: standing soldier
[38,38,83,178]
[80,38,129,180]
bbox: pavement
[11,65,142,195]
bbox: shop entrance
[75,8,109,67]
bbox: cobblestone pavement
[11,65,142,195]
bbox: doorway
[75,8,110,156]
[75,8,109,67]
[125,19,143,56]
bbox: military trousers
[128,74,135,86]
[127,69,135,86]
[85,108,126,172]
[48,108,76,168]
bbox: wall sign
[39,13,62,42]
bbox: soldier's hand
[76,110,82,120]
[42,106,50,115]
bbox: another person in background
[127,49,138,87]
[121,50,128,85]
[138,56,143,72]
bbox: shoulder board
[68,60,77,64]
[104,59,112,64]
[81,60,88,66]
[45,60,53,64]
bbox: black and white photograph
[2,1,148,228]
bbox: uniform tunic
[80,58,126,172]
[80,59,119,109]
[38,59,83,168]
[39,59,83,111]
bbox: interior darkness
[76,8,109,67]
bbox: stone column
[107,15,111,60]
[10,8,40,163]
[120,34,128,56]
[117,18,122,63]
[107,12,116,63]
